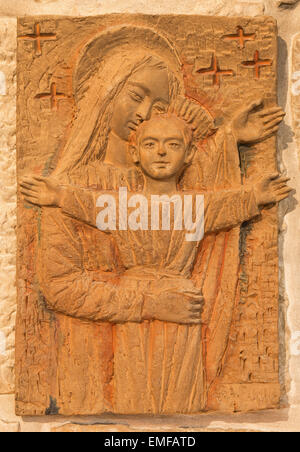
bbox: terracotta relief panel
[16,14,288,415]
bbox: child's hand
[253,173,292,206]
[20,176,62,207]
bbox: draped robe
[37,128,245,414]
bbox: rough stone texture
[276,1,300,408]
[51,424,258,432]
[0,420,20,432]
[291,34,300,166]
[0,0,300,433]
[1,394,300,432]
[0,18,16,395]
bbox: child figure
[20,113,291,414]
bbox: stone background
[0,0,300,432]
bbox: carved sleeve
[58,184,103,228]
[204,186,261,233]
[37,207,145,323]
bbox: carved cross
[223,26,256,49]
[196,53,234,87]
[35,83,68,111]
[242,50,272,80]
[18,23,57,56]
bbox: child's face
[134,116,193,180]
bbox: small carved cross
[223,26,256,49]
[196,53,234,87]
[18,23,57,56]
[242,50,272,80]
[35,83,68,111]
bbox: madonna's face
[110,66,170,141]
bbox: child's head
[129,113,196,181]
